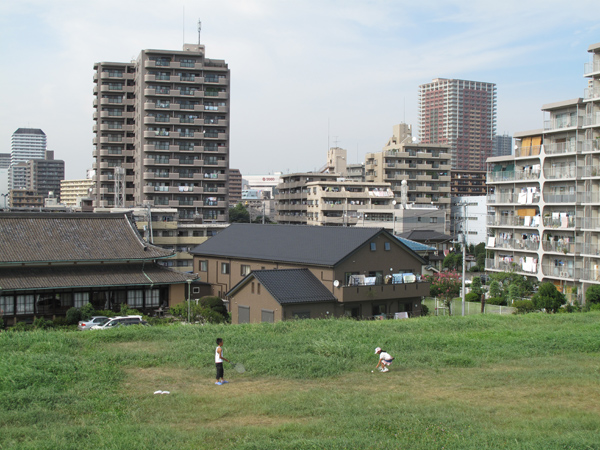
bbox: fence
[423,297,516,316]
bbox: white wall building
[451,195,488,247]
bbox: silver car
[78,316,109,330]
[91,315,146,330]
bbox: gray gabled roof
[0,212,173,264]
[190,224,392,266]
[227,269,337,305]
[398,229,453,243]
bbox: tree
[426,270,461,315]
[489,280,502,299]
[470,276,482,297]
[585,285,600,304]
[228,203,250,223]
[532,282,566,313]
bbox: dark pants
[216,362,224,380]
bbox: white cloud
[0,0,598,178]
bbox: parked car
[91,315,148,330]
[78,316,109,330]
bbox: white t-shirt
[379,351,393,362]
[215,346,224,363]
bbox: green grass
[1,313,600,449]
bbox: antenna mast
[198,20,202,45]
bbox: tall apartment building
[29,151,65,200]
[0,154,10,169]
[92,43,230,222]
[486,42,600,304]
[493,133,513,157]
[228,168,242,205]
[365,123,452,232]
[9,128,47,190]
[419,79,496,171]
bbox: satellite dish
[333,280,340,287]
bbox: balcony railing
[514,145,541,158]
[541,263,573,279]
[544,141,582,155]
[542,241,574,254]
[487,170,540,183]
[584,61,600,75]
[490,238,539,251]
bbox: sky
[0,0,599,179]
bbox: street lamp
[187,279,192,323]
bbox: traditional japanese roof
[191,223,425,266]
[0,263,193,291]
[227,269,337,305]
[0,212,173,264]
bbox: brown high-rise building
[92,43,230,222]
[419,78,496,171]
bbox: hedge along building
[190,223,430,323]
[0,212,195,325]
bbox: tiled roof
[398,229,453,243]
[0,212,173,263]
[228,269,337,305]
[0,263,192,291]
[191,224,387,266]
[395,236,436,252]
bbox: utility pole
[454,201,469,317]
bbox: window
[241,265,251,276]
[74,292,89,308]
[192,287,200,294]
[261,309,274,323]
[1,295,14,315]
[200,260,208,272]
[221,262,229,274]
[128,290,143,308]
[384,242,391,251]
[146,289,160,307]
[370,242,376,251]
[16,294,34,314]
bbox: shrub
[80,303,95,320]
[0,316,4,330]
[465,292,480,303]
[199,296,229,323]
[119,304,141,317]
[65,307,82,325]
[11,322,33,332]
[52,317,71,327]
[560,303,581,313]
[512,299,535,314]
[486,297,506,306]
[532,282,566,313]
[421,304,429,316]
[585,285,600,304]
[33,317,53,329]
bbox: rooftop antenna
[198,20,202,45]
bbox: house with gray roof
[0,212,194,325]
[191,223,430,323]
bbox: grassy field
[1,313,599,449]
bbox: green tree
[199,296,230,323]
[532,282,566,313]
[489,280,502,299]
[228,203,250,223]
[426,270,461,315]
[585,285,600,304]
[470,276,482,297]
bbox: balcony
[584,87,600,100]
[487,169,540,183]
[514,145,541,158]
[489,237,539,252]
[485,258,538,275]
[583,61,600,76]
[341,280,429,303]
[541,263,574,279]
[544,141,582,155]
[542,241,575,254]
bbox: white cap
[374,347,381,354]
